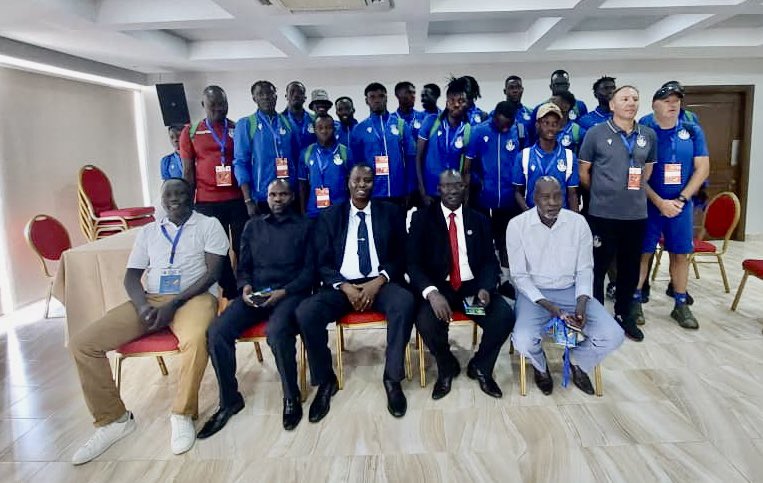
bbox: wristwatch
[677,194,688,204]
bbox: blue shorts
[642,200,694,254]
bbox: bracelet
[244,198,253,203]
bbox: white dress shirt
[338,201,386,283]
[126,211,230,295]
[506,208,594,303]
[422,203,475,299]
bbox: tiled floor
[1,240,761,482]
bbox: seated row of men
[68,169,624,465]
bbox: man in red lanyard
[180,85,246,299]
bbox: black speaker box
[156,83,190,126]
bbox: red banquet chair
[336,311,413,389]
[77,165,155,241]
[652,191,740,293]
[113,328,180,394]
[24,214,72,318]
[731,259,763,311]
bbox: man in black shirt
[197,179,314,438]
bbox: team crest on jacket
[333,154,343,165]
[557,159,566,172]
[506,140,516,151]
[561,135,571,147]
[678,129,690,140]
[569,111,577,120]
[636,135,647,148]
[390,125,399,135]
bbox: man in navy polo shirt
[234,80,300,216]
[416,76,471,204]
[504,75,534,149]
[632,84,709,329]
[299,114,353,218]
[464,101,521,268]
[513,103,579,213]
[283,81,316,151]
[334,96,357,148]
[578,76,616,130]
[350,82,416,206]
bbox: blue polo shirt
[466,120,521,209]
[283,109,316,151]
[392,109,427,194]
[642,121,708,199]
[512,142,579,208]
[350,112,416,198]
[419,112,470,196]
[160,152,183,180]
[530,99,588,140]
[299,141,352,218]
[577,106,612,130]
[233,111,300,202]
[557,120,586,155]
[334,119,358,149]
[639,109,700,128]
[487,103,534,149]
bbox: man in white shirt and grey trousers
[507,176,624,396]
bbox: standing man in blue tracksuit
[578,76,617,130]
[234,80,300,216]
[504,75,534,149]
[463,76,488,125]
[283,81,316,151]
[160,125,184,180]
[551,91,587,156]
[416,76,471,204]
[299,114,353,218]
[530,69,588,140]
[392,81,428,200]
[334,96,358,148]
[464,101,521,268]
[350,82,416,207]
[421,83,442,117]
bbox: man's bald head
[202,85,228,123]
[533,176,563,225]
[438,169,466,210]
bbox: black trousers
[415,280,515,377]
[295,282,416,385]
[195,199,248,298]
[489,206,521,268]
[588,216,646,317]
[207,295,304,406]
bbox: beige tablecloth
[52,229,139,342]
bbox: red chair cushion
[742,259,763,277]
[117,329,179,355]
[100,207,155,218]
[239,321,268,339]
[704,193,737,239]
[126,216,154,228]
[28,215,71,261]
[693,240,717,253]
[338,311,386,325]
[81,166,115,216]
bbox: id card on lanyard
[206,119,231,187]
[314,145,339,208]
[159,224,184,294]
[258,112,290,179]
[619,130,643,191]
[373,115,390,176]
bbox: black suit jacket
[407,203,500,300]
[314,200,406,287]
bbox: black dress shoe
[308,375,338,423]
[282,398,303,430]
[618,313,645,342]
[570,365,595,395]
[533,367,554,395]
[383,381,407,418]
[197,396,245,439]
[432,361,460,400]
[467,361,502,398]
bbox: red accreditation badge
[664,164,681,185]
[315,187,330,208]
[627,167,642,190]
[215,165,232,187]
[374,155,389,176]
[276,157,289,179]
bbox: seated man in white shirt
[68,178,229,465]
[507,176,624,396]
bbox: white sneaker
[71,412,136,465]
[170,414,195,455]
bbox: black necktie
[357,211,372,277]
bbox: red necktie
[448,212,462,291]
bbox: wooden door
[683,86,752,240]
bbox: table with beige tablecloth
[52,229,139,342]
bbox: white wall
[143,58,763,235]
[0,66,144,312]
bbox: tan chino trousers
[69,293,217,427]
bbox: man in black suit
[408,169,515,400]
[296,164,415,421]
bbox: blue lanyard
[371,114,390,156]
[204,118,228,166]
[619,131,638,167]
[315,144,340,187]
[532,144,563,176]
[257,111,283,158]
[444,121,467,155]
[288,111,310,136]
[160,224,184,266]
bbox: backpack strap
[429,116,442,140]
[304,144,315,166]
[571,123,581,143]
[564,148,574,182]
[189,120,204,141]
[521,148,531,185]
[248,113,258,140]
[459,123,472,172]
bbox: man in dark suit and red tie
[407,169,515,400]
[296,164,415,421]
